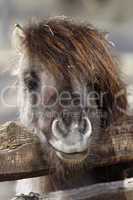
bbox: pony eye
[24,78,38,90]
[24,71,39,91]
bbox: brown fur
[21,18,127,121]
[16,18,128,193]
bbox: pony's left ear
[12,24,26,53]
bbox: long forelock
[22,18,104,80]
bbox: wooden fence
[0,116,133,199]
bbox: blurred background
[0,0,133,199]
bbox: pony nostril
[52,119,60,139]
[52,118,67,139]
[80,117,92,137]
[79,119,86,133]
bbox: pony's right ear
[12,24,26,53]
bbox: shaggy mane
[22,17,127,120]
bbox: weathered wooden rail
[0,116,133,181]
[0,116,133,199]
[12,178,133,200]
